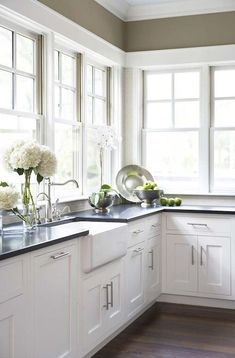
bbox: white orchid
[94,126,117,150]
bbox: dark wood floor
[94,303,235,358]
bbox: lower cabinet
[166,233,231,296]
[31,243,77,358]
[145,235,161,303]
[125,241,145,318]
[80,259,124,356]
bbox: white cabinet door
[126,242,145,318]
[0,296,29,358]
[198,236,231,296]
[166,234,197,293]
[32,244,77,358]
[80,260,124,356]
[145,236,161,303]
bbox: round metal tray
[116,165,154,203]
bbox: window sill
[165,192,235,197]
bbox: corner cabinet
[163,213,233,299]
[31,242,78,358]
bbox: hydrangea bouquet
[3,140,57,229]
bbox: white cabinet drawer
[166,214,231,236]
[0,258,24,304]
[145,215,161,239]
[128,221,145,248]
[147,234,161,249]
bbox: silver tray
[116,165,154,203]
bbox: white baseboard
[158,293,235,310]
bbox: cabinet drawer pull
[133,229,144,235]
[187,223,208,227]
[133,247,144,253]
[51,252,69,260]
[148,249,154,270]
[191,246,195,266]
[151,224,158,228]
[200,246,203,266]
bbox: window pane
[87,65,93,94]
[16,34,34,74]
[214,70,235,98]
[61,53,74,86]
[146,73,172,100]
[16,75,34,112]
[54,50,59,81]
[213,130,235,189]
[175,101,200,128]
[146,102,172,128]
[86,96,93,124]
[54,123,74,182]
[214,100,235,127]
[61,88,74,120]
[0,70,12,109]
[174,72,199,99]
[54,85,60,118]
[94,98,105,125]
[0,27,12,67]
[86,128,100,193]
[95,68,104,96]
[0,114,36,185]
[145,131,199,190]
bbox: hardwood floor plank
[93,303,235,358]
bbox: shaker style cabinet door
[145,236,161,303]
[166,234,197,293]
[32,244,77,358]
[125,242,145,318]
[198,236,231,296]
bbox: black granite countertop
[75,204,235,223]
[2,204,235,261]
[0,222,89,261]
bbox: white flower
[0,186,19,210]
[37,146,57,178]
[8,141,42,170]
[94,126,117,150]
[4,140,26,171]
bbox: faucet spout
[49,179,79,188]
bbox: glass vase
[21,171,37,231]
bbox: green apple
[168,198,175,206]
[143,181,153,190]
[135,185,144,190]
[174,197,182,206]
[160,197,168,206]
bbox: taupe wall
[37,1,235,53]
[38,0,125,50]
[125,11,235,52]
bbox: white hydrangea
[4,140,26,171]
[0,187,19,210]
[94,126,117,150]
[37,146,57,178]
[9,141,42,170]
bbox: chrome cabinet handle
[109,282,114,308]
[133,247,144,253]
[187,223,208,227]
[103,284,109,310]
[103,282,113,310]
[200,246,203,266]
[151,224,158,228]
[191,246,195,265]
[51,252,69,260]
[148,249,154,270]
[133,229,144,235]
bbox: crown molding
[95,0,235,22]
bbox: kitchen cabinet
[80,259,124,356]
[125,241,145,318]
[31,242,77,358]
[166,234,198,293]
[164,213,232,298]
[0,256,30,358]
[145,235,161,303]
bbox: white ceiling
[95,0,235,21]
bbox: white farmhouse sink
[80,221,129,273]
